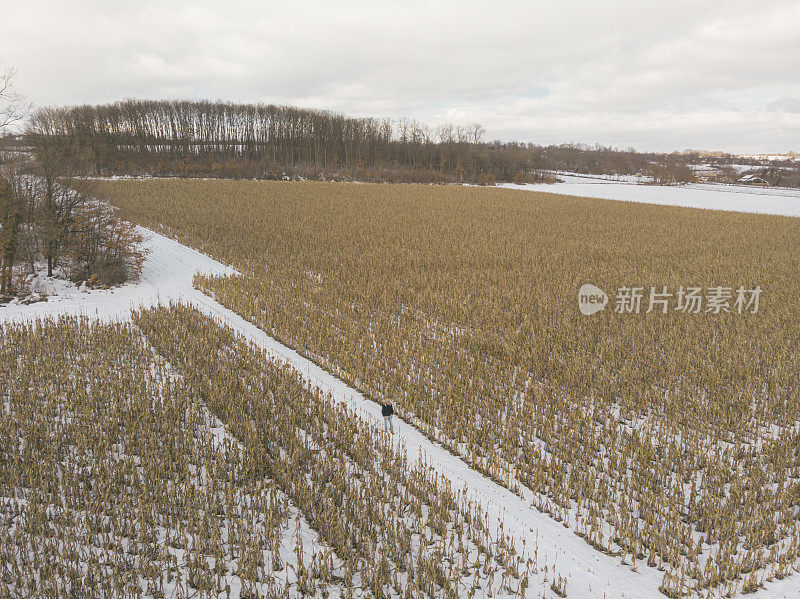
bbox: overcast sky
[1,0,799,153]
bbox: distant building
[693,165,724,183]
[738,174,770,186]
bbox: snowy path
[0,226,236,324]
[3,226,798,598]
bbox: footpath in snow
[0,227,236,324]
[3,198,800,597]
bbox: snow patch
[501,176,800,217]
[0,227,236,324]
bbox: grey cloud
[768,97,800,113]
[0,0,798,152]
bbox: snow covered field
[503,174,800,218]
[3,185,800,596]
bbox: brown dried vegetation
[95,179,800,596]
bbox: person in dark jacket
[381,401,394,433]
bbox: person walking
[381,400,394,434]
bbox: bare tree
[26,110,94,277]
[0,63,28,297]
[468,123,485,179]
[0,64,28,132]
[69,202,146,286]
[0,175,21,295]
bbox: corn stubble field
[3,178,800,597]
[1,308,527,597]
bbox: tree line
[22,99,681,183]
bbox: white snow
[0,226,236,324]
[502,174,800,217]
[3,207,800,596]
[691,164,763,174]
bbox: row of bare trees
[0,68,145,300]
[25,99,679,183]
[24,100,498,181]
